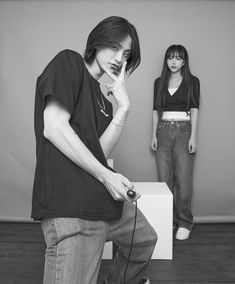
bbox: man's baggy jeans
[41,202,157,284]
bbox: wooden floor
[0,222,234,284]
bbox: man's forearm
[99,106,129,158]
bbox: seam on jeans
[104,220,109,242]
[53,218,59,284]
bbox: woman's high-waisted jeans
[156,120,196,230]
[41,202,157,284]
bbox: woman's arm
[189,108,199,153]
[151,110,159,151]
[43,96,139,202]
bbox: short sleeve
[36,50,83,114]
[190,76,200,109]
[153,78,160,110]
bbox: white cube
[102,180,173,260]
[133,182,173,259]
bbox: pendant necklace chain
[84,61,110,117]
[97,92,110,117]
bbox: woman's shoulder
[190,75,200,99]
[154,77,161,87]
[191,75,200,85]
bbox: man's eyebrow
[116,42,131,50]
[113,42,121,48]
[121,47,131,53]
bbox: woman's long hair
[155,44,198,111]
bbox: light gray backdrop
[0,0,234,222]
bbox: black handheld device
[127,189,136,199]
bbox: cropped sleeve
[153,78,160,110]
[36,49,83,114]
[190,76,200,109]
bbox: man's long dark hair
[155,44,199,111]
[84,16,141,74]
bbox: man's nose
[114,51,123,63]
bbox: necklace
[97,92,110,117]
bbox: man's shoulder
[39,49,84,78]
[54,49,83,64]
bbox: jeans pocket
[41,218,57,247]
[178,122,191,134]
[157,121,165,133]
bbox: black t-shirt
[31,49,123,221]
[153,77,200,111]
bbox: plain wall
[0,0,234,222]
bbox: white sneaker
[175,227,191,240]
[140,277,150,284]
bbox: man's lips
[110,63,120,69]
[110,63,121,74]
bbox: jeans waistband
[160,120,191,126]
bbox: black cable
[123,200,138,284]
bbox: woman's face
[96,35,132,75]
[167,53,185,74]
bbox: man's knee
[145,222,158,247]
[150,227,158,246]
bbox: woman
[151,44,200,240]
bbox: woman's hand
[151,135,158,151]
[188,136,197,154]
[102,61,130,111]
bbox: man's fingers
[102,64,116,80]
[122,177,134,191]
[103,62,127,81]
[119,61,127,79]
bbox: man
[32,16,157,284]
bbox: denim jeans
[41,202,157,284]
[156,120,196,230]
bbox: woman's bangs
[166,46,185,60]
[176,48,186,60]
